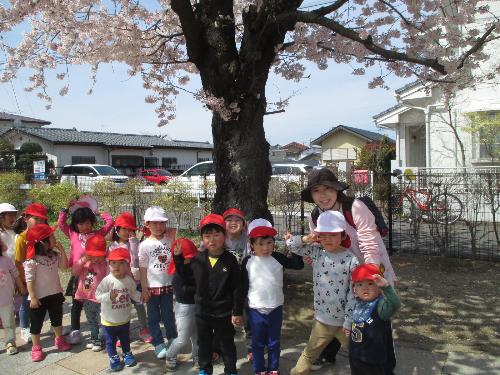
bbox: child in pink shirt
[58,196,114,344]
[72,234,109,352]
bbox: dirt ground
[281,254,500,356]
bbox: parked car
[139,168,174,185]
[60,164,129,191]
[271,163,310,176]
[176,161,215,198]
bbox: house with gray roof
[311,125,393,168]
[0,112,212,175]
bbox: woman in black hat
[300,168,397,375]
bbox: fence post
[300,173,305,235]
[387,171,394,255]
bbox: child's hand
[30,297,41,309]
[81,255,88,264]
[173,240,182,256]
[373,274,389,288]
[141,289,151,304]
[343,328,351,338]
[302,233,317,244]
[303,256,313,266]
[231,315,243,326]
[110,289,118,303]
[283,232,293,241]
[67,199,77,210]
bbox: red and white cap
[314,211,346,234]
[144,206,168,222]
[69,195,98,215]
[247,218,277,238]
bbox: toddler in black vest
[349,264,401,375]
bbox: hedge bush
[0,172,28,208]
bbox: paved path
[1,313,499,374]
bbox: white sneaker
[92,341,103,352]
[67,330,82,344]
[86,341,94,349]
[21,328,32,343]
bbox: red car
[139,169,174,184]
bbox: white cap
[0,203,18,214]
[144,206,168,222]
[247,218,277,238]
[314,211,346,233]
[69,195,98,214]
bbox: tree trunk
[211,95,272,221]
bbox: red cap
[351,264,382,282]
[223,208,245,220]
[168,238,198,275]
[24,203,48,220]
[107,247,131,263]
[85,235,107,257]
[247,218,277,238]
[26,224,56,259]
[115,212,138,230]
[199,214,225,232]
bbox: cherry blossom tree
[1,0,498,219]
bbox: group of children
[0,167,401,375]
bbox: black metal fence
[0,168,498,261]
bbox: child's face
[116,227,133,242]
[311,184,338,210]
[202,229,225,255]
[76,219,93,234]
[87,255,105,264]
[225,216,244,237]
[317,232,343,252]
[146,221,167,239]
[251,237,274,257]
[109,260,128,278]
[25,215,45,228]
[354,280,380,302]
[1,212,17,229]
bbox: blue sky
[0,60,407,145]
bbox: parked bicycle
[390,172,463,225]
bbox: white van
[60,164,129,191]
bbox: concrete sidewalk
[1,313,499,374]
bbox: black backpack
[311,196,388,237]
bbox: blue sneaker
[198,370,211,375]
[154,343,167,359]
[123,352,137,367]
[109,355,124,372]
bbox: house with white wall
[0,112,213,175]
[373,2,500,171]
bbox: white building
[0,112,213,175]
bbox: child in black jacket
[190,214,243,375]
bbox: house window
[162,157,178,168]
[469,111,500,161]
[72,156,95,164]
[112,155,144,167]
[145,157,159,168]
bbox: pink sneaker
[55,336,71,351]
[31,345,45,362]
[139,328,153,343]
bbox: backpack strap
[342,196,356,230]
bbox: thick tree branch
[170,0,201,63]
[312,0,350,16]
[287,11,447,74]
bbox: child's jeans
[249,306,283,373]
[0,304,15,344]
[83,300,101,341]
[196,314,237,374]
[146,290,177,346]
[103,323,131,357]
[290,320,348,375]
[19,293,30,329]
[166,302,198,360]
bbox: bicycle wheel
[430,193,463,224]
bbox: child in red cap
[72,234,108,352]
[96,248,142,371]
[242,219,304,375]
[349,264,401,375]
[188,213,243,375]
[109,212,151,344]
[23,223,71,361]
[164,238,199,371]
[14,202,49,344]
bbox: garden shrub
[0,172,29,208]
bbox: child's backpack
[311,196,388,238]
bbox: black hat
[300,168,349,203]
